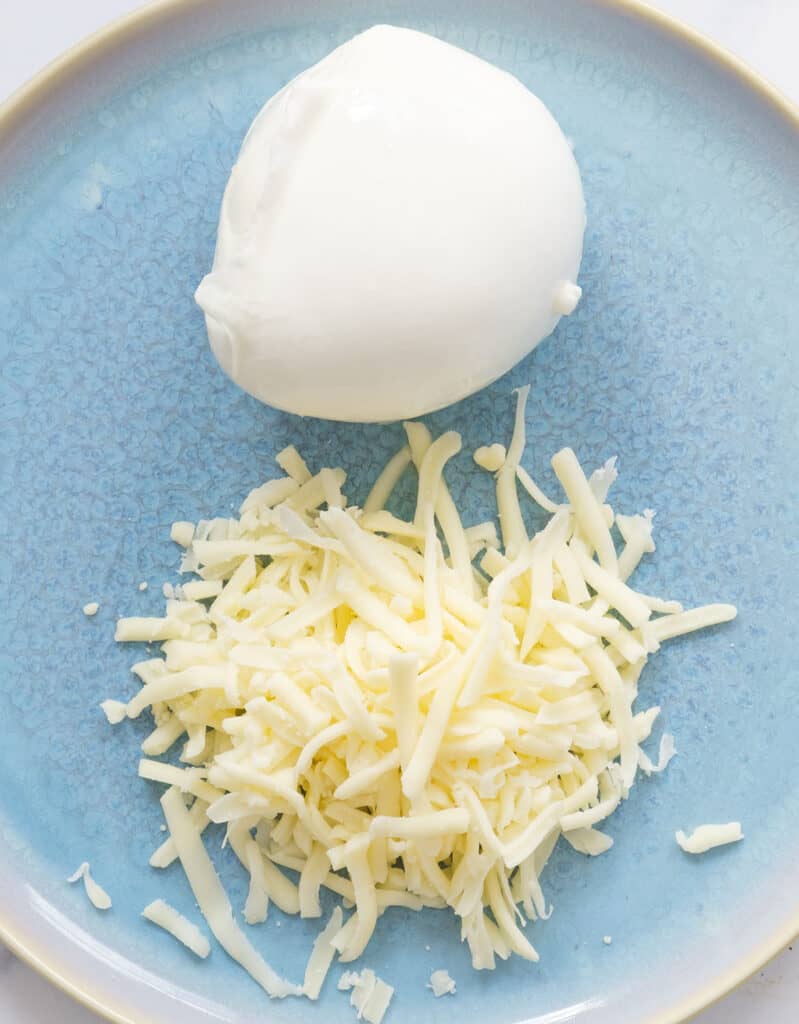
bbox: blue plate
[1,2,798,1022]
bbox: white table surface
[1,0,797,1021]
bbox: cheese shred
[160,787,302,998]
[67,862,112,911]
[676,822,743,854]
[142,899,211,958]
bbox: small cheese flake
[67,862,111,910]
[603,935,613,946]
[100,699,128,725]
[564,828,614,857]
[138,581,149,591]
[638,733,676,775]
[170,521,195,548]
[338,969,394,1023]
[473,444,506,472]
[109,387,737,984]
[82,602,99,617]
[115,616,189,642]
[142,899,211,958]
[676,823,743,854]
[427,968,456,996]
[180,579,223,601]
[276,444,312,483]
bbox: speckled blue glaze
[1,2,798,1023]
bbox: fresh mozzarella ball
[195,25,585,422]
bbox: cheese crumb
[82,602,99,617]
[427,969,456,996]
[170,521,195,548]
[676,823,743,854]
[100,699,128,725]
[603,935,612,946]
[473,444,506,472]
[339,969,395,1023]
[277,444,312,483]
[638,733,676,775]
[139,581,149,591]
[67,862,111,910]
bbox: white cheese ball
[195,25,585,422]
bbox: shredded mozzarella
[428,968,457,996]
[639,733,676,775]
[100,699,128,724]
[303,906,344,999]
[110,387,737,988]
[276,445,311,484]
[142,899,210,958]
[473,444,506,472]
[676,822,743,854]
[160,787,301,998]
[338,968,395,1023]
[170,522,195,548]
[67,862,111,910]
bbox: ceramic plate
[1,2,798,1022]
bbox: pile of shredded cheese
[107,387,736,1009]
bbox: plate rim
[1,1,798,1022]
